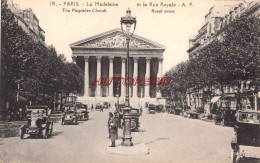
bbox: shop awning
[211,96,221,103]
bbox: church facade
[70,28,165,106]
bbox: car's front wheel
[43,129,48,139]
[19,128,24,139]
[49,122,53,136]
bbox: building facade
[70,29,165,106]
[186,1,260,110]
[4,0,45,44]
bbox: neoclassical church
[70,28,165,106]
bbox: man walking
[108,114,117,147]
[108,112,113,138]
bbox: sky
[12,0,229,73]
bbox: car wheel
[221,119,225,126]
[50,122,53,136]
[43,129,48,139]
[19,128,24,139]
[231,149,237,163]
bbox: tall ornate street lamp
[120,8,136,146]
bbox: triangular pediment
[70,28,165,49]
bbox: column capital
[96,56,102,62]
[133,57,139,63]
[158,57,164,62]
[84,56,89,62]
[121,57,126,63]
[146,57,151,62]
[72,56,77,62]
[109,57,114,63]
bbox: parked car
[76,103,89,121]
[155,104,164,113]
[148,104,156,114]
[19,105,53,139]
[95,103,103,110]
[103,102,110,109]
[231,110,260,162]
[214,107,236,126]
[61,109,78,125]
[76,102,88,109]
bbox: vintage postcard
[1,0,260,162]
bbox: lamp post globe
[120,8,136,146]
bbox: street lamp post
[120,8,136,146]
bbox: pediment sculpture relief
[81,32,158,48]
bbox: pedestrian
[114,111,119,138]
[100,105,103,112]
[109,114,117,147]
[108,112,113,138]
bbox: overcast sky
[12,0,230,73]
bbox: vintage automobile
[19,105,53,139]
[76,103,89,121]
[103,102,110,109]
[214,107,236,126]
[95,102,103,110]
[76,102,88,109]
[148,104,156,114]
[155,104,164,113]
[61,108,78,125]
[231,110,260,162]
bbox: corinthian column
[145,57,151,98]
[96,56,102,97]
[158,57,163,78]
[121,57,126,98]
[109,57,114,97]
[133,57,138,98]
[157,57,163,98]
[84,56,89,97]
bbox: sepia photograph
[0,0,260,162]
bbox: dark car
[76,103,89,121]
[214,107,236,126]
[148,104,156,114]
[95,103,103,110]
[103,102,110,109]
[231,110,260,162]
[155,104,164,113]
[19,105,53,139]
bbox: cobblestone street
[0,107,242,163]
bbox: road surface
[0,107,248,162]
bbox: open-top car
[76,103,89,121]
[19,105,53,139]
[61,104,78,125]
[231,110,260,162]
